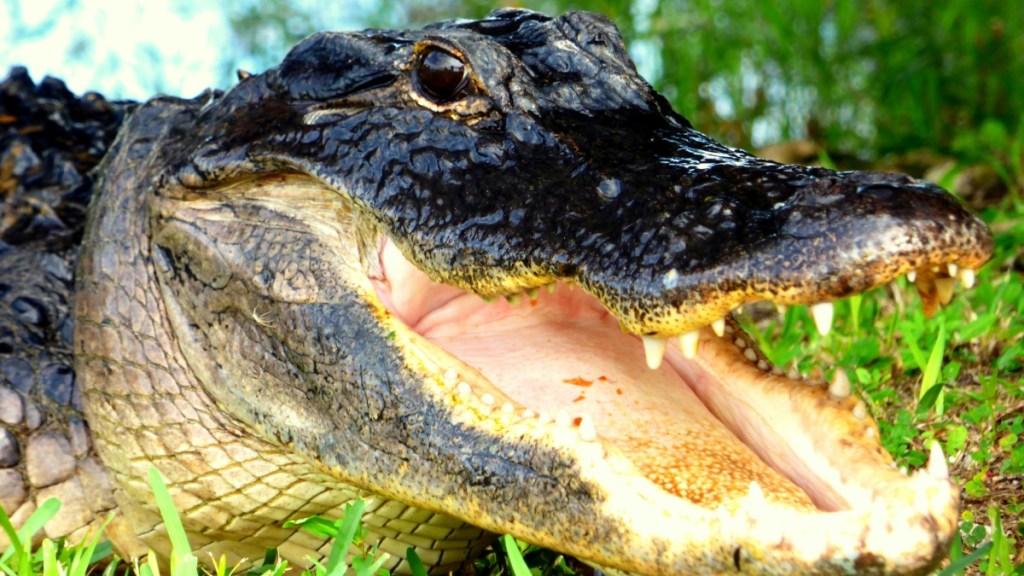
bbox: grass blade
[501,535,531,576]
[323,500,367,576]
[406,548,428,576]
[147,468,192,557]
[937,540,992,576]
[918,324,946,414]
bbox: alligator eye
[415,48,469,103]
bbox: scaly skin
[1,10,993,575]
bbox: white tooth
[456,382,472,397]
[538,411,552,425]
[480,393,495,406]
[775,303,788,315]
[711,318,726,337]
[743,480,767,510]
[959,268,975,289]
[679,330,700,359]
[810,302,834,336]
[522,409,536,419]
[578,415,597,442]
[934,277,956,304]
[927,442,949,480]
[907,270,917,283]
[852,401,867,420]
[787,366,800,380]
[947,263,958,278]
[501,402,515,414]
[642,336,668,370]
[743,348,757,362]
[829,367,851,398]
[555,409,571,428]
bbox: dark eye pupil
[416,49,468,102]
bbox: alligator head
[76,9,992,575]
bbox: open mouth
[368,235,964,517]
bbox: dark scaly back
[0,67,130,542]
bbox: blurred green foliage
[8,1,1022,163]
[223,0,1024,163]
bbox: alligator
[0,9,994,575]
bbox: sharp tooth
[907,270,917,283]
[947,263,958,277]
[775,303,788,315]
[526,287,539,300]
[711,318,726,337]
[505,294,521,306]
[810,302,834,336]
[679,330,700,359]
[546,283,557,293]
[828,367,851,398]
[927,442,949,480]
[742,480,768,512]
[959,268,975,289]
[934,277,956,305]
[555,409,571,428]
[642,336,668,369]
[578,415,597,442]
